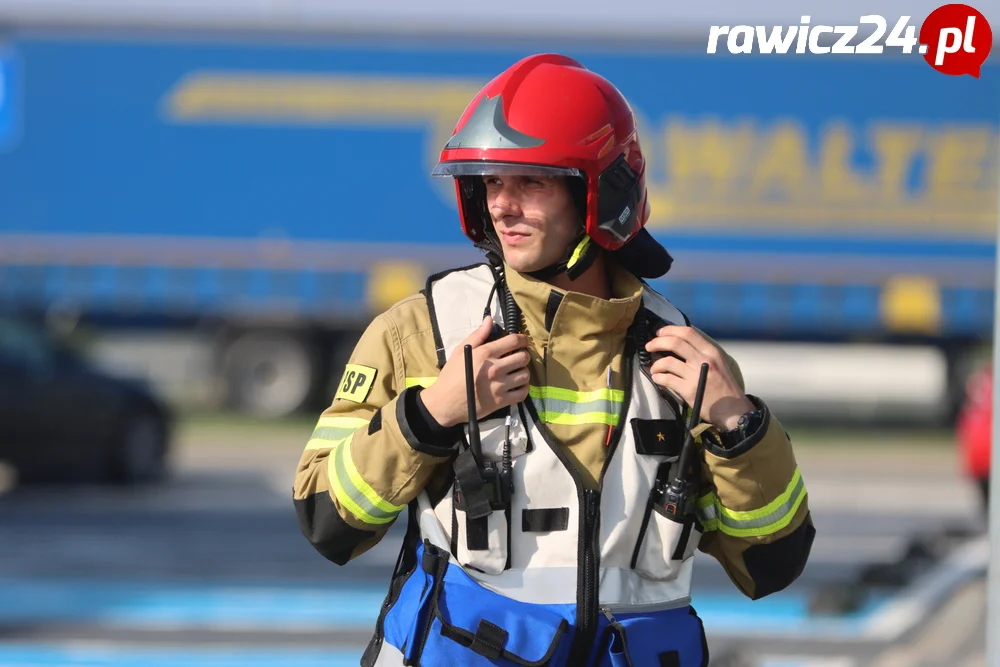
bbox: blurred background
[0,1,997,665]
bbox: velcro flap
[630,418,685,457]
[435,567,568,666]
[522,508,569,532]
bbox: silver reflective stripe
[698,469,807,537]
[442,94,545,150]
[330,440,403,525]
[531,396,618,416]
[312,425,360,440]
[465,564,693,608]
[715,473,805,532]
[697,503,717,523]
[603,597,692,615]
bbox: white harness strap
[428,264,503,362]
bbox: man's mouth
[500,230,530,245]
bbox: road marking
[869,579,984,667]
[959,651,985,667]
[759,657,856,667]
[863,535,988,642]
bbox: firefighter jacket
[293,261,815,667]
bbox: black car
[0,316,173,485]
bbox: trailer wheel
[222,331,315,418]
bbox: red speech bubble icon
[920,4,993,78]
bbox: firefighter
[293,53,815,667]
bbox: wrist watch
[717,408,765,449]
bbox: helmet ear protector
[595,153,643,246]
[554,153,642,281]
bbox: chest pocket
[628,417,701,580]
[630,418,685,459]
[451,410,529,576]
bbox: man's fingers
[463,316,495,348]
[645,335,701,363]
[500,368,531,388]
[482,332,531,357]
[490,349,531,376]
[650,354,690,378]
[651,371,688,396]
[656,325,716,358]
[502,383,531,403]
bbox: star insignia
[656,432,665,441]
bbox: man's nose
[490,185,521,219]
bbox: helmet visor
[432,160,584,178]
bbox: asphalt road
[0,419,989,666]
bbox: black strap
[361,502,420,667]
[504,502,512,571]
[659,650,681,667]
[466,514,489,551]
[450,490,459,556]
[453,448,493,520]
[544,290,564,331]
[469,620,508,660]
[670,520,694,561]
[411,541,450,665]
[522,507,569,532]
[367,408,383,435]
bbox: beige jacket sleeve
[292,295,456,565]
[695,334,816,600]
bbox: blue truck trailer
[0,18,996,417]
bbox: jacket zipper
[577,487,600,662]
[525,327,637,664]
[572,343,636,663]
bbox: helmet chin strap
[526,231,600,282]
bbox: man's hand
[420,317,532,428]
[644,325,754,430]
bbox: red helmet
[432,53,671,279]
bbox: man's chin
[503,253,546,274]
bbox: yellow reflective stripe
[529,386,625,404]
[327,449,391,525]
[327,440,404,526]
[405,377,438,388]
[719,468,803,522]
[535,411,619,426]
[305,416,370,450]
[530,385,623,427]
[306,435,350,451]
[317,416,370,429]
[340,439,406,515]
[696,469,807,538]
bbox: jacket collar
[502,260,645,347]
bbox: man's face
[483,175,582,273]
